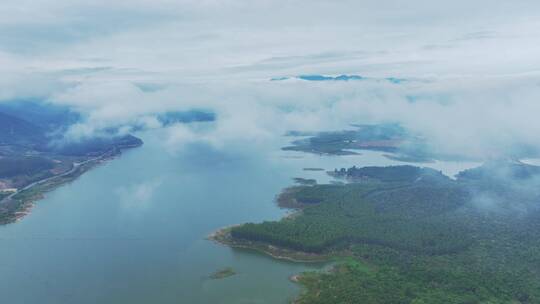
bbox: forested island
[283,124,540,163]
[213,161,540,303]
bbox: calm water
[0,130,479,304]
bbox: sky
[2,0,540,158]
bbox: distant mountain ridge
[271,74,408,83]
[0,100,215,156]
[0,100,142,156]
[0,111,47,147]
[0,100,80,132]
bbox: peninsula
[212,162,540,303]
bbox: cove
[0,129,478,304]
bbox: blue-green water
[0,131,324,304]
[0,130,478,304]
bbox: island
[212,161,540,303]
[282,123,486,162]
[282,124,409,156]
[209,267,236,280]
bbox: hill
[0,112,47,147]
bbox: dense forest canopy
[230,163,540,303]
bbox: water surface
[0,130,478,304]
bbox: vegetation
[0,112,47,146]
[282,124,485,162]
[210,267,236,279]
[227,163,540,303]
[0,157,99,224]
[0,101,144,224]
[0,157,55,178]
[293,177,317,186]
[330,165,448,183]
[282,124,409,156]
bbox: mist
[1,0,540,160]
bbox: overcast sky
[2,1,540,158]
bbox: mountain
[0,112,47,147]
[0,100,80,132]
[457,159,540,181]
[0,100,143,156]
[298,74,363,81]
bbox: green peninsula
[214,162,540,303]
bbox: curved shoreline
[208,225,339,304]
[206,185,333,300]
[0,144,141,225]
[208,226,329,263]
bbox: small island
[209,267,236,279]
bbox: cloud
[116,179,163,214]
[1,1,540,160]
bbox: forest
[0,157,55,179]
[230,163,540,303]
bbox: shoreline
[0,144,141,225]
[208,226,329,264]
[208,224,337,304]
[207,185,346,303]
[207,186,328,263]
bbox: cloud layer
[2,0,540,159]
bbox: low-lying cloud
[1,0,540,160]
[116,178,164,214]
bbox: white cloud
[1,1,540,159]
[116,179,163,214]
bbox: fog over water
[1,1,540,303]
[0,129,481,304]
[1,1,540,161]
[1,126,486,303]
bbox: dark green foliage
[457,160,540,181]
[282,124,483,161]
[282,124,406,155]
[332,165,448,183]
[0,156,55,178]
[370,184,469,218]
[294,184,344,204]
[232,181,472,254]
[231,163,540,303]
[0,102,144,225]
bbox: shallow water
[0,131,479,304]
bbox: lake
[0,130,479,304]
